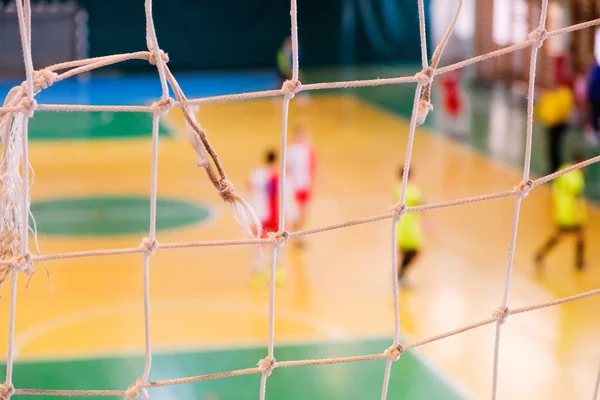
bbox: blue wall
[74,0,429,72]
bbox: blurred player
[287,126,315,243]
[573,69,588,128]
[394,165,424,287]
[535,81,574,174]
[534,152,587,271]
[440,70,464,135]
[276,37,308,105]
[248,149,297,287]
[587,59,600,143]
[277,37,293,88]
[249,150,279,239]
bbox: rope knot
[388,203,406,219]
[34,69,57,91]
[257,356,276,377]
[384,344,405,361]
[0,383,14,400]
[11,253,33,273]
[515,179,535,198]
[218,179,235,201]
[153,97,174,116]
[415,67,434,86]
[493,306,509,325]
[124,378,149,400]
[528,28,548,49]
[20,69,57,93]
[148,49,169,65]
[268,231,289,248]
[282,79,302,99]
[140,237,158,256]
[18,97,37,118]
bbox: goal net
[0,0,599,399]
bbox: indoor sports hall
[1,0,600,399]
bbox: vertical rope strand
[490,196,522,400]
[140,113,160,383]
[491,1,549,398]
[16,0,34,100]
[144,0,169,100]
[391,215,402,345]
[20,115,30,261]
[259,245,279,400]
[593,362,600,400]
[148,115,160,241]
[382,3,430,395]
[417,0,429,69]
[380,84,423,400]
[277,97,292,234]
[266,247,279,359]
[259,2,299,398]
[140,252,153,382]
[538,0,549,29]
[290,0,300,82]
[380,217,401,400]
[5,0,35,391]
[522,42,545,177]
[4,271,19,387]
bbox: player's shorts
[295,189,311,208]
[557,224,583,233]
[400,250,419,268]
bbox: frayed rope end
[415,99,433,126]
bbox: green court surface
[30,197,211,236]
[1,339,466,400]
[28,111,170,141]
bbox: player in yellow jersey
[276,37,293,88]
[394,165,424,286]
[535,83,574,174]
[534,153,587,271]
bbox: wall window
[547,2,569,56]
[493,0,528,46]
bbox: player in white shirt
[287,126,315,239]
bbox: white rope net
[0,0,599,399]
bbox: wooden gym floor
[0,74,599,399]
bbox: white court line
[11,299,475,399]
[10,296,476,398]
[11,299,349,361]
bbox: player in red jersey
[248,149,297,286]
[440,70,464,135]
[249,150,280,238]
